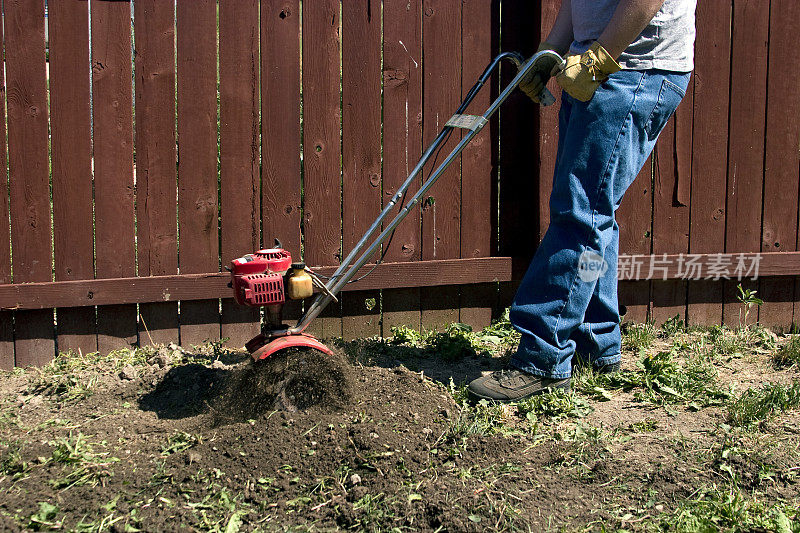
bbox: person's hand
[519,43,561,104]
[554,42,621,102]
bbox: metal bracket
[445,114,488,132]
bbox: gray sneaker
[467,369,570,403]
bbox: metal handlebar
[288,49,565,335]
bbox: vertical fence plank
[760,0,799,330]
[49,0,96,356]
[134,0,178,346]
[723,0,769,328]
[5,0,54,366]
[536,1,561,245]
[261,0,303,327]
[651,88,693,325]
[618,160,653,323]
[496,0,540,314]
[458,0,497,331]
[687,0,730,327]
[420,0,461,331]
[302,0,343,340]
[0,10,11,368]
[92,0,137,354]
[381,0,423,335]
[177,0,220,346]
[341,1,382,340]
[219,0,261,347]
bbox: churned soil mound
[1,331,800,531]
[140,347,354,424]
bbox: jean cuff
[510,354,573,380]
[592,353,621,368]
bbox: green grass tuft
[727,382,800,427]
[774,336,800,369]
[622,322,657,353]
[659,484,799,533]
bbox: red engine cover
[230,248,293,306]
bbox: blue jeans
[510,69,691,379]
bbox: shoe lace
[491,369,522,383]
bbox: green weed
[27,502,61,531]
[161,431,202,456]
[185,486,251,532]
[774,336,800,369]
[49,432,119,490]
[0,441,29,480]
[737,283,764,332]
[622,322,657,353]
[659,484,799,532]
[661,314,686,337]
[581,348,730,408]
[437,399,509,452]
[350,492,399,530]
[727,382,800,427]
[516,389,593,422]
[426,323,479,360]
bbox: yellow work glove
[519,43,561,104]
[555,41,621,102]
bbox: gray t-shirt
[570,0,696,72]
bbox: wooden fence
[0,0,798,367]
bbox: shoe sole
[466,379,571,404]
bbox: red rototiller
[229,49,565,361]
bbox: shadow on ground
[335,338,508,387]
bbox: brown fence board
[760,0,800,329]
[5,0,54,366]
[260,0,303,328]
[651,87,693,325]
[618,159,653,323]
[219,0,261,347]
[92,0,138,354]
[687,0,731,327]
[134,0,179,346]
[723,0,769,327]
[0,7,12,368]
[340,1,382,340]
[458,0,497,330]
[302,0,343,340]
[176,0,220,346]
[340,0,382,339]
[420,0,461,331]
[261,0,301,258]
[381,0,423,334]
[49,0,96,355]
[536,2,561,244]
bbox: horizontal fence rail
[0,0,796,368]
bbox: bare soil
[0,331,799,531]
